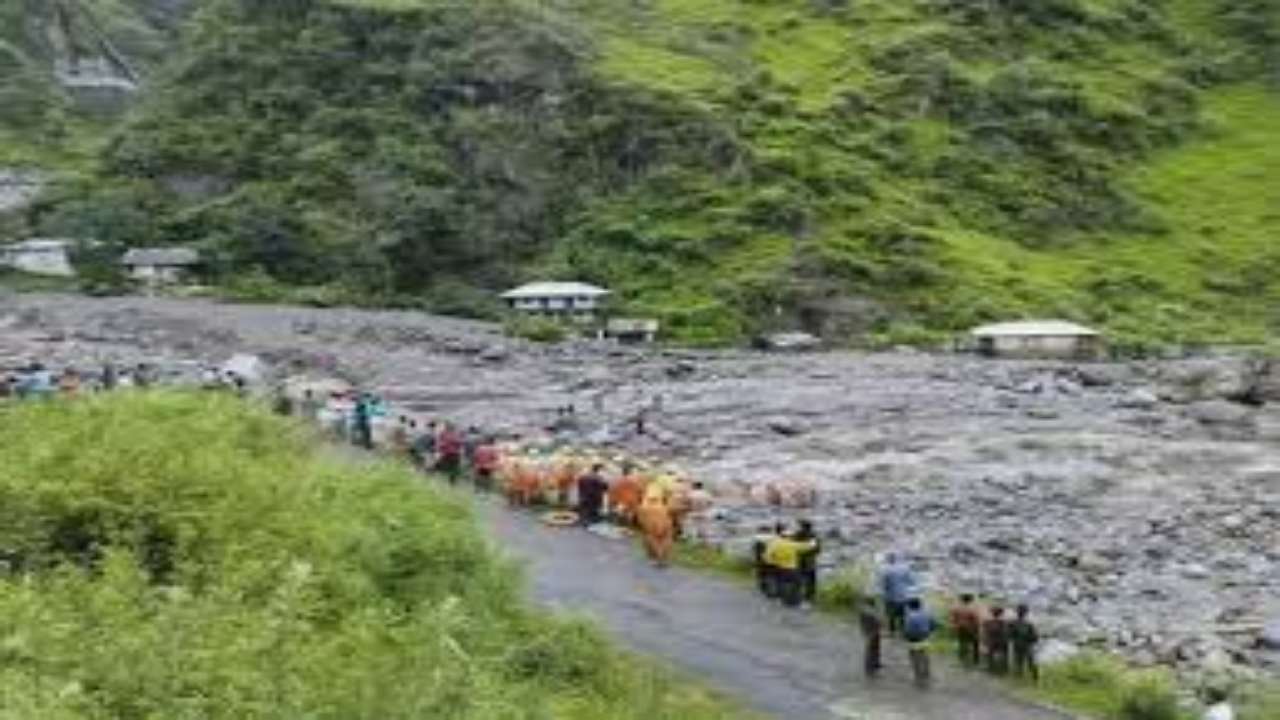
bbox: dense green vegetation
[0,392,747,719]
[4,0,1280,344]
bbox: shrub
[815,564,875,612]
[1119,676,1183,720]
[505,315,571,343]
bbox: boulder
[1075,364,1134,388]
[1187,400,1253,427]
[757,332,821,352]
[221,354,268,385]
[1160,358,1253,404]
[1036,639,1082,666]
[1117,388,1160,410]
[766,417,809,437]
[1261,618,1280,651]
[478,345,510,363]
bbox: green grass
[0,392,753,719]
[0,268,81,293]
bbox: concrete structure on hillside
[0,239,77,277]
[121,247,202,285]
[501,282,611,322]
[970,320,1105,360]
[606,318,660,344]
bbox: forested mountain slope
[6,0,1280,346]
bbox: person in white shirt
[1202,687,1233,720]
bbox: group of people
[753,520,821,608]
[0,362,161,399]
[848,553,1041,689]
[285,392,717,570]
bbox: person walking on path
[753,524,782,599]
[472,437,501,493]
[352,393,375,450]
[1009,604,1040,682]
[608,465,644,526]
[858,597,885,678]
[984,606,1012,675]
[795,518,821,609]
[764,530,816,608]
[950,593,983,668]
[435,423,464,485]
[577,463,609,526]
[637,495,675,568]
[904,598,937,688]
[880,553,917,636]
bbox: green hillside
[0,392,746,719]
[8,0,1280,345]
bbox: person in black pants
[858,598,884,677]
[795,519,821,607]
[576,464,609,526]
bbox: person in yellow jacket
[764,531,817,608]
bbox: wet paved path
[486,504,1074,720]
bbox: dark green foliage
[6,0,1280,344]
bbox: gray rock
[759,332,821,352]
[478,345,510,363]
[1117,388,1160,410]
[1188,400,1253,427]
[1037,639,1082,665]
[1261,619,1280,651]
[766,417,808,437]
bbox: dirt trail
[485,504,1071,720]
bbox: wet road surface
[486,505,1074,720]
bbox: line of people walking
[851,553,1040,689]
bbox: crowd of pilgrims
[282,387,1047,689]
[2,368,1247,713]
[1,372,1050,691]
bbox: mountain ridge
[4,0,1280,347]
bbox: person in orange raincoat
[637,496,675,567]
[552,456,580,508]
[668,479,693,540]
[504,458,541,508]
[608,463,644,526]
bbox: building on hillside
[0,239,76,277]
[500,282,611,323]
[969,320,1105,360]
[121,247,202,285]
[606,318,660,344]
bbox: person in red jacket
[435,423,464,485]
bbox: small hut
[970,320,1104,360]
[120,247,202,285]
[500,282,611,323]
[0,239,76,277]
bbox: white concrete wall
[129,265,183,284]
[991,335,1096,358]
[1,248,75,277]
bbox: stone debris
[2,293,1279,681]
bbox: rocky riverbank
[2,292,1278,683]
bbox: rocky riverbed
[3,292,1278,682]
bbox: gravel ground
[3,292,1278,682]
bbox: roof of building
[501,281,611,300]
[2,239,76,252]
[121,247,201,267]
[971,320,1101,338]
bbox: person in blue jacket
[904,598,937,688]
[879,553,918,636]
